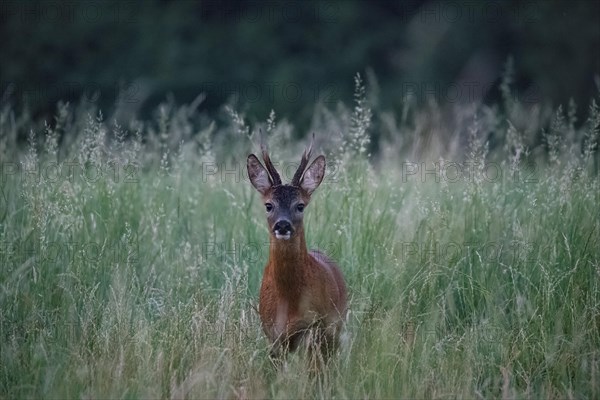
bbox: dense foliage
[2,0,599,130]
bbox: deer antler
[291,133,315,186]
[259,130,282,186]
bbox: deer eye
[296,203,305,213]
[265,203,273,212]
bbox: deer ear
[247,154,272,195]
[300,155,326,195]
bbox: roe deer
[247,135,347,364]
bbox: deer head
[247,135,326,241]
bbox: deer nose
[273,220,293,235]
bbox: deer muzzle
[273,219,294,240]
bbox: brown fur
[247,138,347,361]
[259,222,347,356]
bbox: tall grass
[1,75,599,398]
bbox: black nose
[273,220,293,234]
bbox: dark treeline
[1,0,599,131]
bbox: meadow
[1,74,599,398]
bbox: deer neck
[268,225,309,297]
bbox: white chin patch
[274,232,291,240]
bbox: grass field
[1,75,599,398]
